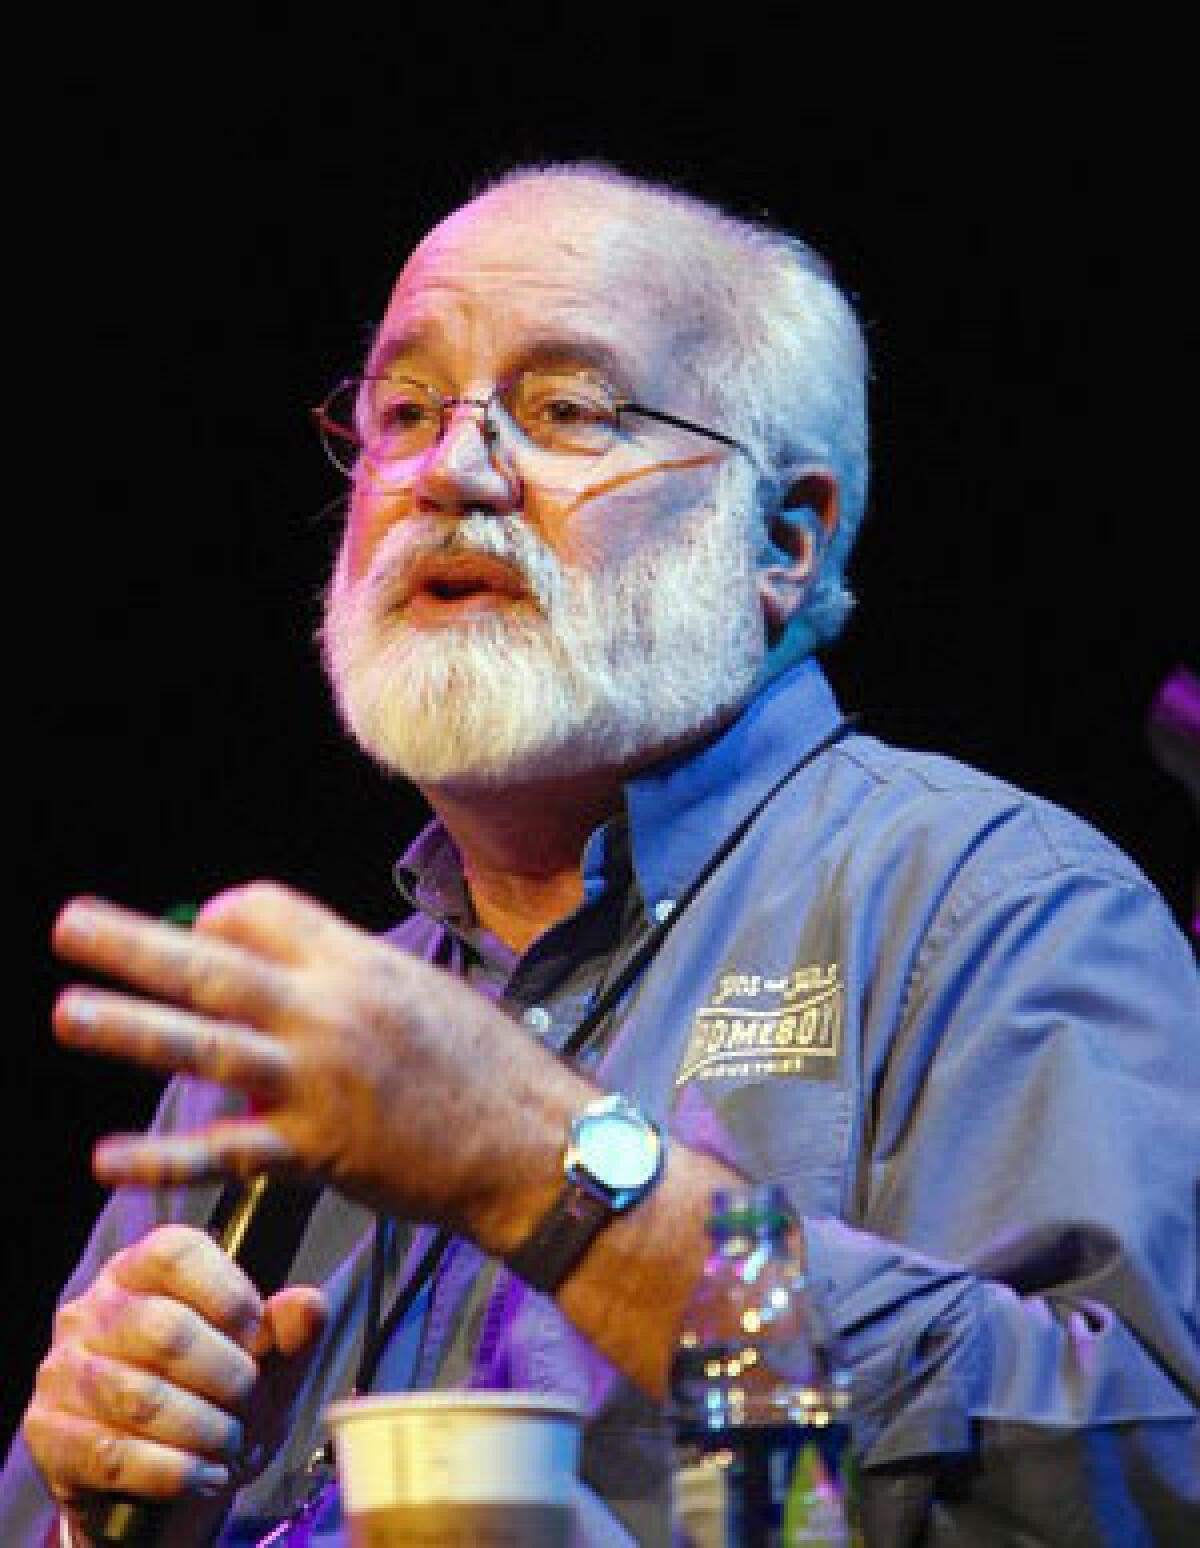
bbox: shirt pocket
[670,1074,854,1221]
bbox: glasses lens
[317,377,443,485]
[506,370,620,455]
[316,380,365,476]
[367,376,442,462]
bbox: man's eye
[521,385,613,428]
[540,395,605,424]
[375,398,436,434]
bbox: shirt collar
[392,822,473,928]
[622,659,845,909]
[393,659,844,928]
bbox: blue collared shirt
[3,661,1197,1544]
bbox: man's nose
[411,400,520,514]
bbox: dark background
[8,20,1196,1452]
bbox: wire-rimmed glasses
[312,368,754,491]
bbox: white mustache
[354,516,562,616]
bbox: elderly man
[4,164,1198,1545]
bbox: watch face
[575,1107,660,1192]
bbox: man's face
[322,180,767,788]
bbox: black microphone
[82,1174,321,1547]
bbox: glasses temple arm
[619,402,756,463]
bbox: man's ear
[756,469,840,645]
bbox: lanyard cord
[351,713,858,1397]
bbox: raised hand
[51,883,582,1249]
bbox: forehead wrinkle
[379,339,639,405]
[373,201,724,405]
[369,279,660,398]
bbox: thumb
[236,1286,328,1486]
[263,1284,328,1358]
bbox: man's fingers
[53,989,291,1103]
[195,880,353,965]
[40,1344,244,1463]
[93,1121,297,1191]
[52,898,296,1026]
[21,1234,330,1528]
[98,1226,265,1350]
[61,1282,259,1409]
[23,1405,231,1506]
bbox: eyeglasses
[312,368,754,490]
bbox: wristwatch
[507,1093,665,1293]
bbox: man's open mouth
[400,552,532,613]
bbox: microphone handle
[82,1175,320,1546]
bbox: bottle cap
[708,1182,791,1234]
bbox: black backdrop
[8,21,1196,1454]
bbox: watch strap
[506,1180,613,1293]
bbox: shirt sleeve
[805,859,1200,1542]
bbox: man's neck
[421,771,626,954]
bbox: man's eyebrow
[511,333,632,391]
[365,323,436,377]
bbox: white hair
[481,161,870,656]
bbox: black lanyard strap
[561,714,856,1059]
[355,1223,450,1395]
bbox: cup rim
[325,1391,587,1426]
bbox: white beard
[320,468,766,787]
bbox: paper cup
[326,1392,585,1547]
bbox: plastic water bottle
[669,1183,857,1547]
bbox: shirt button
[523,1005,552,1033]
[653,898,676,923]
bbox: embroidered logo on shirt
[675,964,843,1086]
